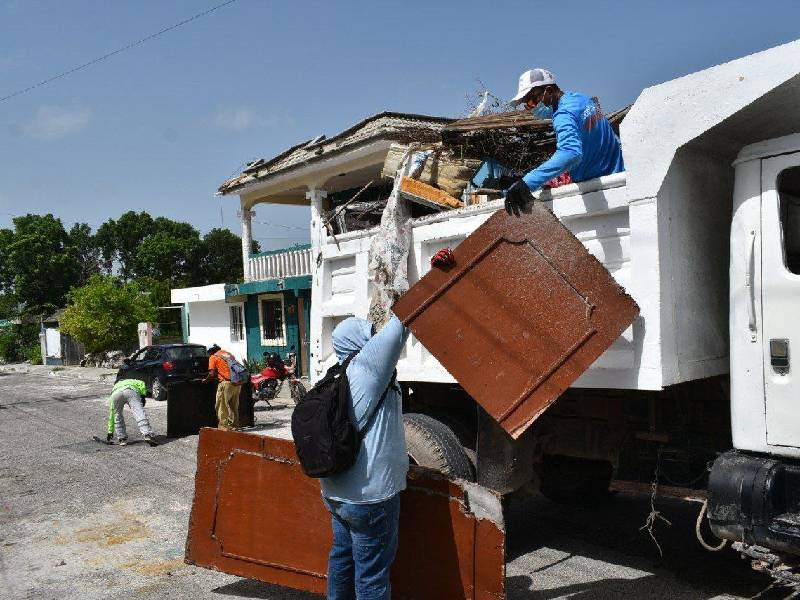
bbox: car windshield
[165,346,208,360]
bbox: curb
[0,364,118,383]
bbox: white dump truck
[305,40,800,567]
[217,39,800,573]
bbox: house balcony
[246,245,312,283]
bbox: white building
[170,284,247,362]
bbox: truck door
[761,154,800,447]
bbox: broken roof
[218,112,453,196]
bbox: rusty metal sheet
[185,428,505,599]
[392,203,639,439]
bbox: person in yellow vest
[106,378,158,446]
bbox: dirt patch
[121,558,184,577]
[57,519,149,546]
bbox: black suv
[116,344,209,401]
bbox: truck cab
[707,136,800,556]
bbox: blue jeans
[324,494,401,600]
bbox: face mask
[530,102,553,120]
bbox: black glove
[503,178,535,217]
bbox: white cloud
[14,105,92,139]
[214,107,293,132]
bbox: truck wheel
[403,413,474,481]
[152,378,168,402]
[540,454,613,505]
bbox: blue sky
[1,0,799,250]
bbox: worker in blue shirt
[503,68,625,216]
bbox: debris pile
[81,350,127,369]
[326,106,630,235]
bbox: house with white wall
[171,246,313,372]
[170,284,247,362]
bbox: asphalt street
[0,368,790,599]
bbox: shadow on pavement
[505,492,785,599]
[253,404,293,412]
[240,420,290,433]
[213,578,320,599]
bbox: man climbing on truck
[503,68,625,215]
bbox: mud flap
[185,428,505,599]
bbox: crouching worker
[321,314,409,600]
[107,378,158,446]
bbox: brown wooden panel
[392,203,639,439]
[186,428,505,599]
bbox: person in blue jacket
[503,68,625,215]
[321,314,409,600]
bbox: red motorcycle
[250,351,307,408]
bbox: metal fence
[60,333,86,366]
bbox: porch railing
[247,247,313,282]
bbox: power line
[0,0,240,104]
[253,219,308,231]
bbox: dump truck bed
[310,169,731,391]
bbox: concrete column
[307,188,327,381]
[307,189,328,251]
[240,203,254,282]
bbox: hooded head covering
[332,317,373,363]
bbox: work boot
[144,435,159,447]
[118,438,128,446]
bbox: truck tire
[403,413,474,481]
[540,454,613,505]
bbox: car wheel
[152,378,168,402]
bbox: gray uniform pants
[112,388,154,440]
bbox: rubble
[80,350,127,369]
[381,143,481,198]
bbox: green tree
[136,276,172,308]
[0,228,15,293]
[0,323,39,363]
[95,211,154,280]
[60,275,157,353]
[0,228,17,318]
[135,230,201,284]
[7,214,79,315]
[68,222,101,286]
[198,228,244,283]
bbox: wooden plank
[399,177,463,210]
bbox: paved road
[0,369,790,599]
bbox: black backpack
[291,352,393,478]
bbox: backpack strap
[358,369,398,440]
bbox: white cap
[510,68,556,104]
